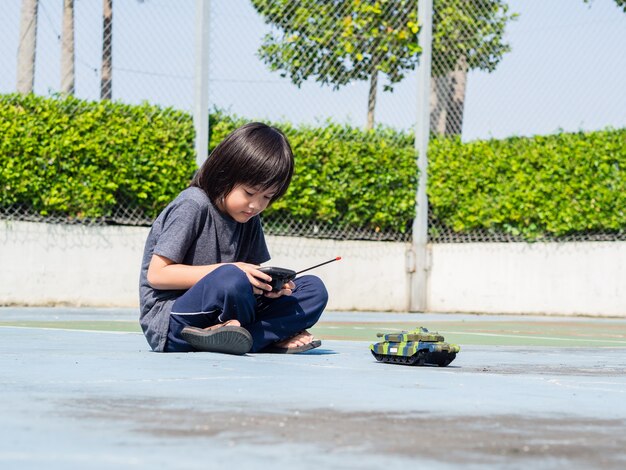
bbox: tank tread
[371,349,456,367]
[427,351,457,367]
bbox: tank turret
[370,326,460,366]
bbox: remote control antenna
[295,256,342,276]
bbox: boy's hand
[262,280,295,298]
[231,263,295,297]
[231,262,273,295]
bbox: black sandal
[181,324,252,355]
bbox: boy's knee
[213,264,251,292]
[298,274,329,304]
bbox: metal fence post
[194,0,211,168]
[408,0,434,312]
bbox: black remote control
[258,257,341,292]
[258,266,297,292]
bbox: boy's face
[221,184,277,223]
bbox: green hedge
[209,112,418,233]
[0,93,195,220]
[2,93,625,240]
[428,130,626,239]
[213,113,626,239]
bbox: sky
[1,0,625,141]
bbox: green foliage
[432,0,516,76]
[251,0,421,91]
[428,130,626,239]
[251,0,515,84]
[0,93,195,220]
[2,93,624,240]
[208,111,418,233]
[275,122,417,233]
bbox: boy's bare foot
[264,330,321,354]
[273,330,316,349]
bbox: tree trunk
[61,0,75,95]
[430,54,468,136]
[430,74,450,135]
[100,0,113,100]
[366,68,378,131]
[16,0,38,94]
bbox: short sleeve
[245,216,271,264]
[153,199,205,263]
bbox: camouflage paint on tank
[377,330,445,343]
[370,326,460,367]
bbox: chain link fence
[1,0,625,243]
[2,0,195,114]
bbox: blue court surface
[1,307,625,469]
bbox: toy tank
[370,327,460,367]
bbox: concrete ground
[1,307,625,469]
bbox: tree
[251,0,515,134]
[433,0,626,135]
[101,0,113,100]
[60,0,75,95]
[430,0,515,135]
[16,0,39,94]
[251,0,421,130]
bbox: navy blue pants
[166,265,329,353]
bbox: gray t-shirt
[139,186,270,351]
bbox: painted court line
[442,330,626,345]
[3,325,626,345]
[4,376,277,386]
[0,325,139,335]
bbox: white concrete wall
[0,220,408,310]
[428,242,626,317]
[1,220,625,316]
[264,235,409,311]
[1,220,146,307]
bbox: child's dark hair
[191,122,294,204]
